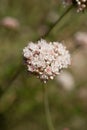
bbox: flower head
[63,0,87,12]
[23,39,71,83]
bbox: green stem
[43,84,55,130]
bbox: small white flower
[23,39,71,83]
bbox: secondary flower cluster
[23,39,71,83]
[63,0,87,12]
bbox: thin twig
[42,5,73,39]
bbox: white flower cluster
[23,39,71,83]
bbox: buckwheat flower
[63,0,87,12]
[75,0,87,12]
[23,39,71,83]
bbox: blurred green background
[0,0,87,130]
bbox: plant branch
[42,5,73,39]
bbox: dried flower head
[23,39,71,83]
[63,0,87,12]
